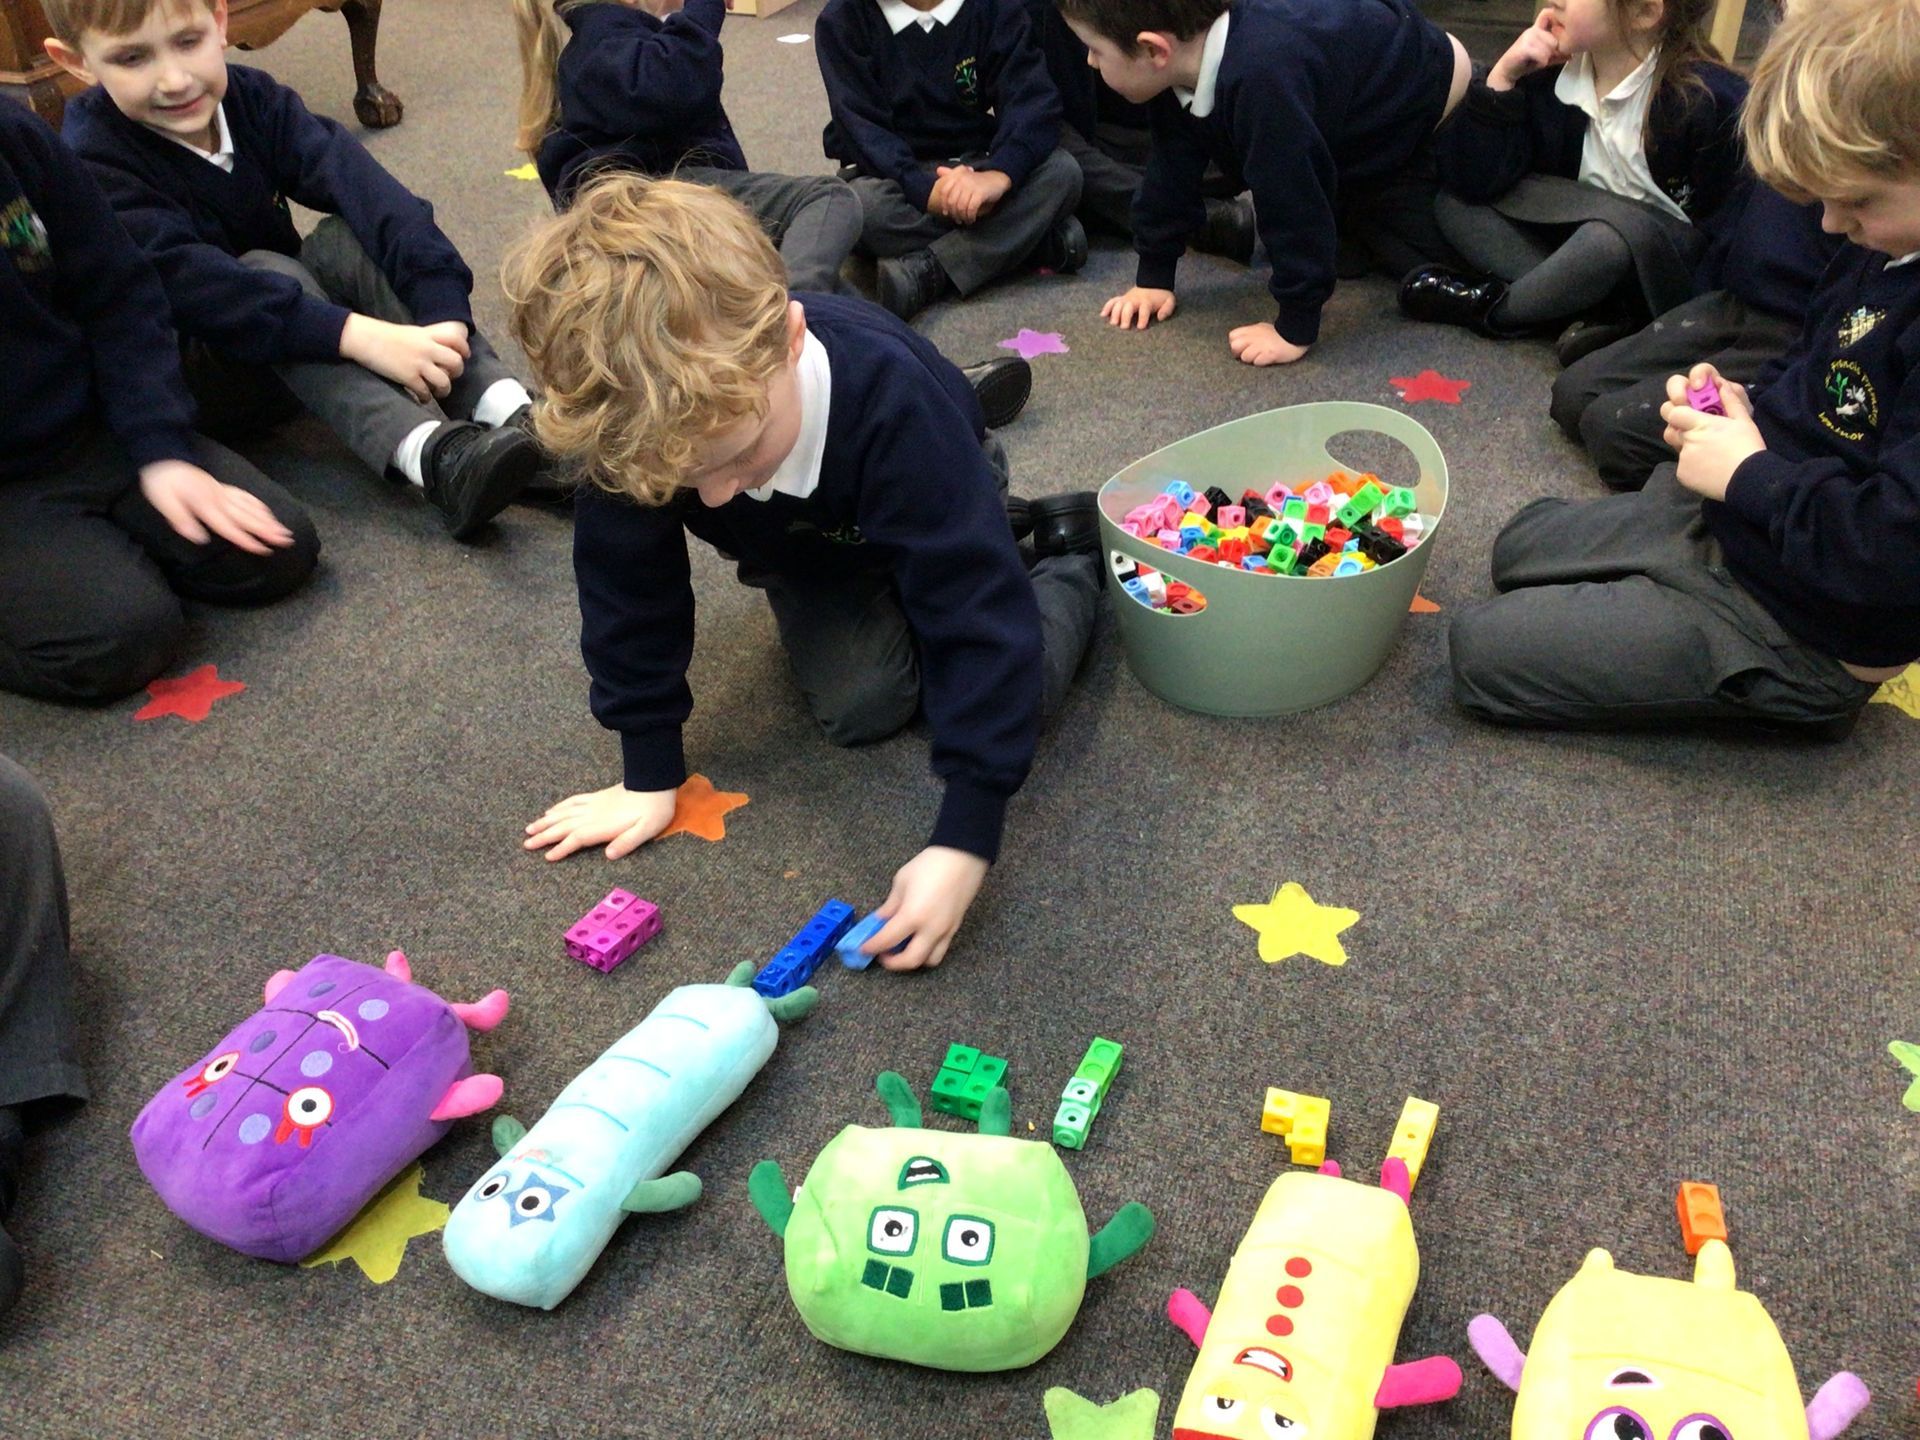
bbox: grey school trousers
[1449,464,1878,730]
[0,756,86,1113]
[679,167,862,294]
[1550,289,1804,491]
[848,148,1082,296]
[186,216,521,480]
[741,435,1100,743]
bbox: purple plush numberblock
[131,951,510,1262]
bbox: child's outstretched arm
[860,846,991,970]
[1113,105,1208,330]
[524,783,679,861]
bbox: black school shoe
[1194,195,1258,265]
[961,356,1033,430]
[421,419,544,541]
[1034,215,1089,275]
[504,403,576,506]
[1554,316,1638,369]
[877,250,953,321]
[1398,266,1512,336]
[1028,490,1101,557]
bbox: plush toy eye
[513,1186,556,1219]
[202,1051,241,1084]
[1260,1411,1308,1440]
[475,1172,511,1202]
[284,1086,333,1126]
[1202,1397,1244,1418]
[868,1207,918,1255]
[1586,1407,1653,1440]
[942,1215,994,1265]
[1670,1416,1731,1440]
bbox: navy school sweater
[571,293,1044,863]
[1711,246,1920,665]
[816,0,1061,211]
[1132,0,1456,345]
[1431,60,1748,234]
[62,65,474,367]
[535,0,747,206]
[0,100,195,482]
[1693,177,1842,324]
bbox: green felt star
[1043,1387,1161,1440]
[1889,1041,1920,1112]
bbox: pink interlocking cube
[1217,504,1246,529]
[564,888,662,972]
[1304,481,1335,507]
[1264,482,1292,509]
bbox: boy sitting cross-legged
[49,0,544,541]
[1450,0,1920,737]
[508,175,1102,970]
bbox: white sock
[473,379,533,429]
[391,420,439,487]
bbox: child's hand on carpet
[1228,321,1309,366]
[138,459,296,555]
[523,783,678,861]
[1102,286,1176,330]
[861,846,990,971]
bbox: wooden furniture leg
[337,0,401,128]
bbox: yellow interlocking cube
[1385,1096,1439,1191]
[1260,1087,1330,1165]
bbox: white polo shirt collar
[747,330,831,502]
[878,0,964,34]
[1174,10,1230,117]
[164,101,235,172]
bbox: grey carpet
[2,2,1915,1436]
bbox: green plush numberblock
[748,1071,1155,1372]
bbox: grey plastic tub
[1098,401,1449,717]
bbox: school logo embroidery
[954,55,980,106]
[1,196,52,273]
[1818,359,1878,442]
[1838,306,1885,347]
[788,519,866,544]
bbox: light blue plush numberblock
[442,962,815,1308]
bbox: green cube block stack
[1052,1037,1123,1149]
[1335,479,1385,529]
[930,1044,1007,1121]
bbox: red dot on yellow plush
[656,773,750,843]
[133,663,246,723]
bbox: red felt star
[1390,369,1471,405]
[657,773,750,842]
[133,663,246,723]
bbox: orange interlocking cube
[1676,1180,1728,1255]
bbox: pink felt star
[133,664,246,723]
[998,329,1070,360]
[1390,369,1471,405]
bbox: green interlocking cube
[1384,486,1417,518]
[929,1045,1008,1121]
[1074,1038,1123,1101]
[1336,480,1385,528]
[1052,1099,1092,1150]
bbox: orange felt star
[1409,593,1441,613]
[133,663,246,723]
[657,773,750,842]
[1390,369,1471,405]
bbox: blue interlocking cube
[835,913,891,970]
[1162,479,1196,508]
[789,900,856,967]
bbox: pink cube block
[1186,495,1212,519]
[1124,504,1155,527]
[1122,521,1146,537]
[1305,482,1334,506]
[1217,504,1246,529]
[564,888,662,972]
[1265,482,1292,509]
[1152,495,1183,527]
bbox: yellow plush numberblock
[1166,1154,1460,1440]
[1469,1240,1870,1440]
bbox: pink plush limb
[1167,1288,1212,1348]
[384,949,412,982]
[1318,1160,1342,1178]
[263,969,296,1004]
[1376,1356,1464,1408]
[1379,1156,1411,1203]
[451,989,510,1031]
[430,1073,502,1121]
[1468,1314,1527,1392]
[1806,1373,1871,1440]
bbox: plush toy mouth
[898,1157,948,1188]
[1235,1347,1293,1380]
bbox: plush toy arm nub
[1087,1202,1155,1279]
[1806,1373,1871,1440]
[491,1115,527,1156]
[748,1160,793,1237]
[430,1073,503,1122]
[623,1171,702,1213]
[1467,1314,1527,1392]
[1168,1288,1212,1347]
[1376,1356,1464,1408]
[765,987,818,1023]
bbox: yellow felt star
[1043,1387,1161,1440]
[299,1163,448,1283]
[1870,664,1920,719]
[504,162,541,181]
[1233,882,1360,966]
